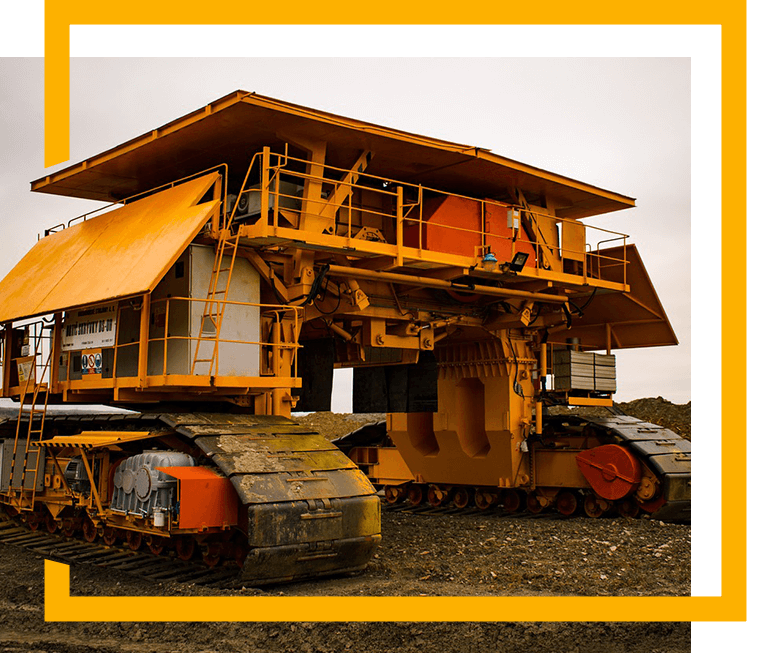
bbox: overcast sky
[0,57,691,405]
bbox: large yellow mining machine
[0,91,689,582]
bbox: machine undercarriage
[337,410,690,522]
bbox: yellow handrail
[222,146,630,285]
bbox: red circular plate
[576,444,641,500]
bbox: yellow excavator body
[0,90,688,581]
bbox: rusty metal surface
[164,413,381,579]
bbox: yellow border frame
[42,558,737,622]
[40,0,745,623]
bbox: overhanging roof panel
[562,244,678,350]
[0,173,219,323]
[31,91,635,219]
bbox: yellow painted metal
[386,337,534,489]
[327,265,569,303]
[550,244,677,350]
[533,450,590,488]
[33,431,155,449]
[350,447,416,485]
[566,396,615,407]
[0,173,220,323]
[30,91,634,220]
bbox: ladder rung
[194,359,213,363]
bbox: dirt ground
[0,398,691,652]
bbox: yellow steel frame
[235,148,630,293]
[47,296,302,403]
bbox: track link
[0,513,239,587]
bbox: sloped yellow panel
[34,431,154,449]
[562,244,678,350]
[0,173,220,323]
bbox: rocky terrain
[0,398,691,651]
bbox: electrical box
[0,440,45,492]
[147,244,261,377]
[59,244,261,380]
[225,180,303,220]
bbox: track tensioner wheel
[576,445,642,501]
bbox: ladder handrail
[9,338,52,510]
[191,226,243,377]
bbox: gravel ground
[0,399,691,651]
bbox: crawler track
[0,512,241,587]
[0,411,381,585]
[344,413,691,523]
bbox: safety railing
[3,319,55,394]
[53,297,301,386]
[144,297,301,379]
[42,163,229,237]
[237,148,629,285]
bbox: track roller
[583,492,612,518]
[407,484,425,506]
[555,490,579,516]
[474,489,498,510]
[502,489,524,513]
[427,485,448,507]
[384,485,406,504]
[452,487,472,509]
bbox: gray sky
[0,57,691,405]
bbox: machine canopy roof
[0,173,219,323]
[31,91,634,220]
[564,245,678,350]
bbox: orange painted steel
[0,91,688,581]
[575,444,643,501]
[158,466,239,531]
[32,91,636,220]
[403,195,537,266]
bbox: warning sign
[81,351,102,375]
[16,356,35,385]
[62,303,117,351]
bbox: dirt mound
[617,397,691,440]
